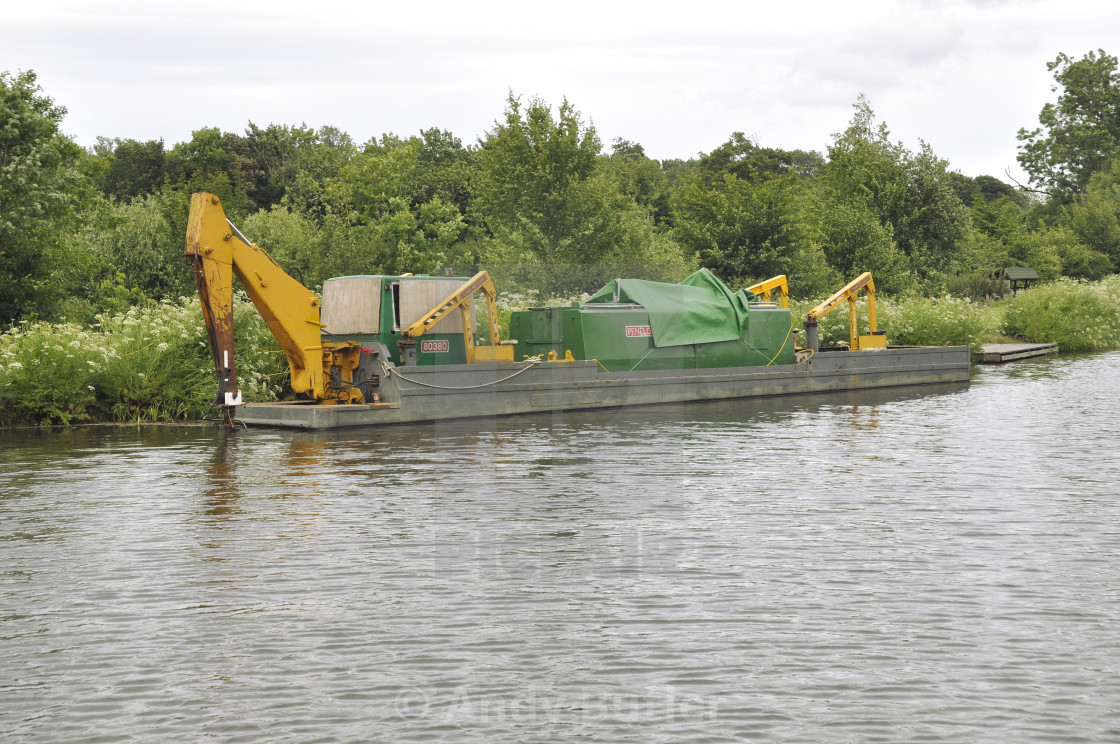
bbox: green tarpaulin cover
[585,268,753,347]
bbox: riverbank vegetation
[1002,275,1120,352]
[3,50,1120,423]
[0,297,286,425]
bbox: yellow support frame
[805,272,887,350]
[745,275,789,308]
[403,271,514,363]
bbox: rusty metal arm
[745,275,789,308]
[185,193,363,424]
[804,272,885,351]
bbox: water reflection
[4,357,1120,743]
[202,433,239,518]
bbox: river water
[2,351,1119,743]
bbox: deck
[977,343,1059,364]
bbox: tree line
[3,48,1120,328]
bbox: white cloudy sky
[3,0,1118,182]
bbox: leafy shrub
[877,295,987,352]
[944,272,1006,300]
[791,293,987,352]
[1002,276,1120,352]
[0,295,288,426]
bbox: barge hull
[236,345,970,429]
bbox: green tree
[1045,225,1113,279]
[241,205,324,287]
[813,197,910,293]
[971,196,1025,252]
[697,132,824,185]
[974,174,1028,206]
[1070,167,1120,266]
[164,127,250,216]
[470,92,689,291]
[673,170,832,293]
[823,97,968,283]
[823,99,908,225]
[1017,49,1120,199]
[414,127,477,215]
[897,142,971,276]
[300,133,471,282]
[474,94,691,292]
[234,122,320,211]
[86,192,195,300]
[281,125,355,219]
[948,173,1028,209]
[474,94,603,264]
[0,70,89,323]
[660,157,700,196]
[819,99,911,290]
[310,196,467,282]
[607,138,671,225]
[336,134,422,219]
[98,137,167,201]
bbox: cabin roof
[998,267,1040,281]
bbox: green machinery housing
[320,274,480,366]
[321,269,796,371]
[508,269,796,371]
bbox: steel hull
[235,345,971,429]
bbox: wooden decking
[977,343,1059,364]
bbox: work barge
[186,193,970,430]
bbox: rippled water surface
[3,352,1120,743]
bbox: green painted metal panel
[570,308,695,371]
[508,301,795,371]
[324,274,473,366]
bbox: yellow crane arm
[804,272,886,351]
[185,192,362,424]
[403,271,512,363]
[745,275,789,308]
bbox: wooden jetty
[977,343,1059,364]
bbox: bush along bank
[1001,276,1120,352]
[0,295,288,426]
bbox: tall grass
[943,272,1007,301]
[1002,276,1120,352]
[0,295,288,426]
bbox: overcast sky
[4,0,1118,183]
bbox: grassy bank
[0,296,287,426]
[4,277,1120,426]
[1000,276,1120,352]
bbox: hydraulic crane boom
[744,275,789,308]
[402,271,513,364]
[185,192,364,426]
[803,272,887,351]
